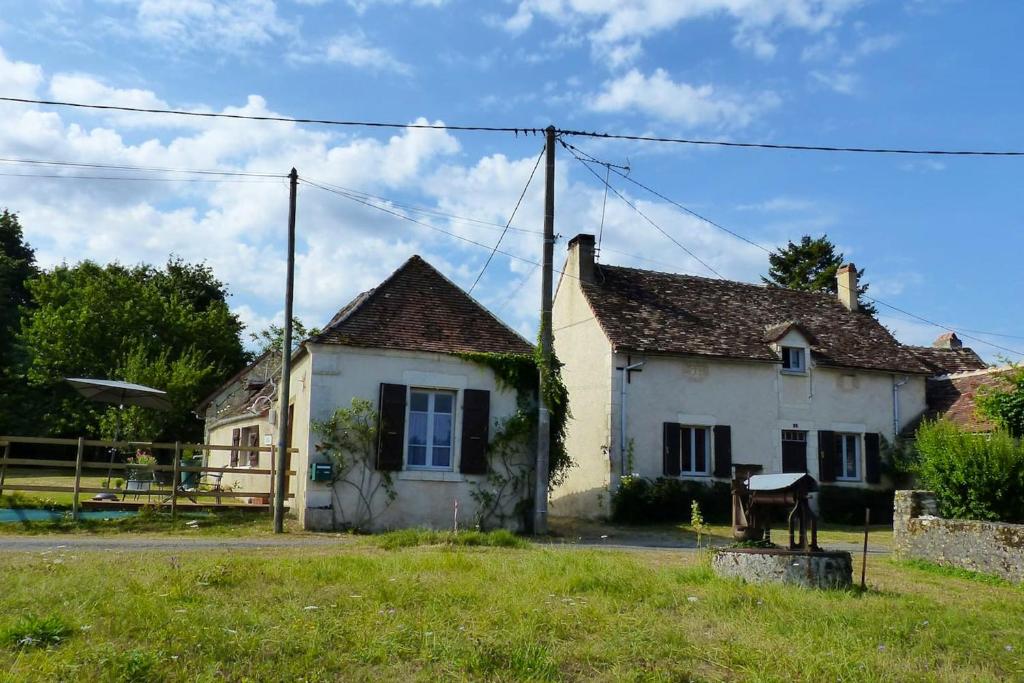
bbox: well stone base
[712,548,853,589]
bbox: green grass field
[1,538,1021,682]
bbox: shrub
[2,614,72,649]
[816,486,896,525]
[611,477,730,525]
[914,420,1024,523]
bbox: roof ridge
[932,365,1015,381]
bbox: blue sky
[0,0,1021,361]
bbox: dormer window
[781,346,806,373]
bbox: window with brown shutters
[459,389,490,475]
[230,428,240,467]
[663,424,711,476]
[247,426,260,467]
[817,430,837,482]
[712,425,732,478]
[864,433,881,484]
[376,383,406,471]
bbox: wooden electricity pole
[274,167,298,533]
[533,126,556,536]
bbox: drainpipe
[892,374,909,438]
[619,360,645,475]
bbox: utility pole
[274,167,297,533]
[533,126,556,535]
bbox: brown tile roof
[311,255,533,356]
[923,367,1015,432]
[579,264,931,374]
[907,345,988,376]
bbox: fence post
[72,437,85,521]
[171,441,181,520]
[269,445,276,516]
[0,440,10,498]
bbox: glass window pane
[694,428,707,473]
[410,392,429,412]
[408,445,427,466]
[845,435,858,478]
[434,393,453,414]
[408,412,427,446]
[433,414,452,447]
[432,446,451,468]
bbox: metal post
[861,507,871,590]
[0,442,9,497]
[71,437,84,520]
[533,126,556,536]
[171,441,181,519]
[274,168,298,533]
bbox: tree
[762,235,877,315]
[976,365,1024,438]
[249,318,320,358]
[17,258,248,441]
[0,210,41,435]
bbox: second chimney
[568,233,596,284]
[836,263,858,311]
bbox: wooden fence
[0,435,297,520]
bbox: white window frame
[835,432,861,481]
[781,346,806,374]
[680,425,712,477]
[405,388,456,471]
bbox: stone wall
[893,490,1024,583]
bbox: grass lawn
[1,539,1021,681]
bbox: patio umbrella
[65,378,173,488]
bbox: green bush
[611,477,731,525]
[914,420,1024,523]
[2,614,72,649]
[816,485,895,525]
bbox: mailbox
[309,462,333,482]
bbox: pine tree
[762,235,877,315]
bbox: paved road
[0,533,889,555]
[0,535,353,552]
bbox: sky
[0,0,1021,362]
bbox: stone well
[712,548,853,589]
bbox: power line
[294,176,542,235]
[866,295,1024,357]
[566,144,725,279]
[300,177,547,272]
[563,140,772,254]
[469,143,545,294]
[6,96,1024,156]
[558,128,1024,157]
[0,155,285,178]
[0,171,280,183]
[0,96,543,136]
[496,264,539,315]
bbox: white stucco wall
[298,344,530,532]
[548,248,614,519]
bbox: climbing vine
[455,348,573,489]
[312,398,397,531]
[467,410,534,530]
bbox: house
[907,332,987,376]
[549,233,933,519]
[920,366,1015,433]
[201,255,536,531]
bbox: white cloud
[503,0,864,60]
[588,68,780,128]
[810,69,859,94]
[737,197,816,212]
[102,0,295,53]
[347,0,449,12]
[0,46,43,98]
[289,31,411,74]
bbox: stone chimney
[567,233,596,284]
[932,332,963,349]
[836,263,858,311]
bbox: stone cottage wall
[893,490,1024,583]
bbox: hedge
[611,477,731,525]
